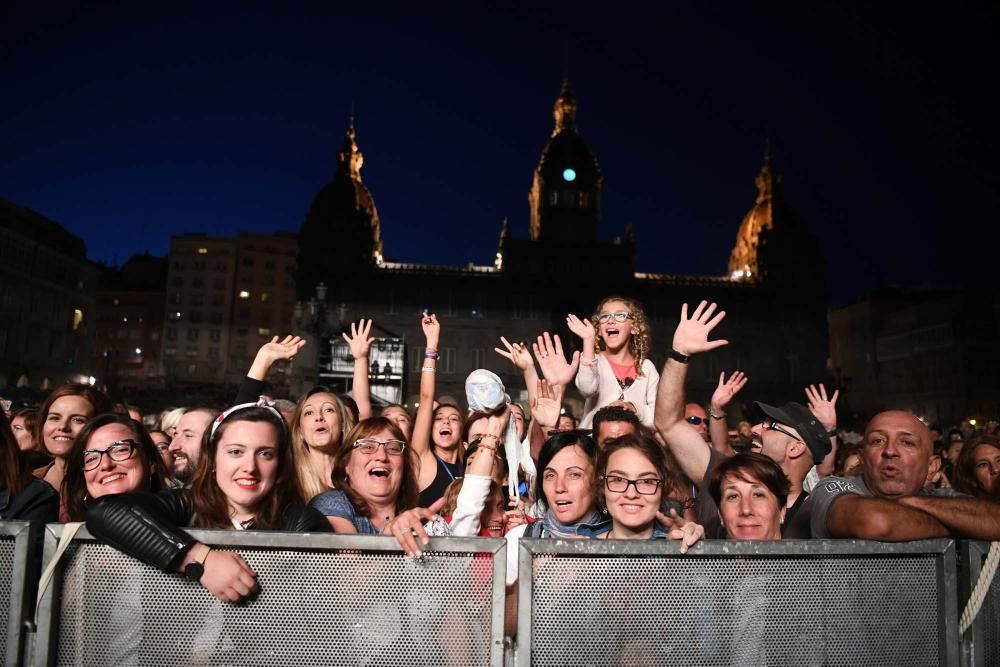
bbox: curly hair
[590,296,651,375]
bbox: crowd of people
[2,296,999,631]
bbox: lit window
[197,247,208,254]
[562,168,576,182]
[72,309,83,331]
[258,327,271,337]
[239,290,250,299]
[260,292,270,302]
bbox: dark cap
[750,401,832,463]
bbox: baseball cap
[750,401,832,463]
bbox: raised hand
[656,509,705,554]
[494,336,534,372]
[529,379,563,429]
[421,312,440,348]
[672,301,728,357]
[710,371,748,412]
[804,383,839,431]
[565,313,596,344]
[342,319,374,360]
[532,331,580,387]
[248,335,307,380]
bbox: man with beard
[167,407,220,483]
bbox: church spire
[552,77,577,136]
[754,144,781,204]
[337,115,364,180]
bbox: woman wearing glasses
[566,296,658,429]
[310,417,421,534]
[63,413,171,520]
[87,403,328,604]
[595,433,704,546]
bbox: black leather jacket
[86,489,330,572]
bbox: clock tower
[528,79,603,243]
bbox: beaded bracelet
[424,348,439,360]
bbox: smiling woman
[310,417,420,534]
[63,413,170,520]
[86,403,329,604]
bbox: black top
[86,489,329,572]
[418,455,463,507]
[0,478,59,523]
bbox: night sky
[2,2,998,306]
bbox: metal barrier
[32,525,506,666]
[1,522,39,667]
[518,538,959,667]
[960,541,1000,667]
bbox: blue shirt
[310,489,380,535]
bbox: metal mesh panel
[528,553,942,667]
[0,536,14,660]
[55,543,496,666]
[975,546,1000,667]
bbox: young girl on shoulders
[567,296,658,428]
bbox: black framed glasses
[353,438,406,456]
[602,475,663,495]
[596,311,633,324]
[82,440,138,471]
[686,416,708,426]
[764,421,800,441]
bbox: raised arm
[708,371,748,457]
[804,383,839,476]
[495,336,539,409]
[236,335,306,404]
[528,379,565,463]
[566,314,598,396]
[410,313,440,458]
[343,319,375,420]
[654,301,728,486]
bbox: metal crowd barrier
[1,522,39,667]
[960,541,1000,667]
[31,525,506,666]
[517,538,959,667]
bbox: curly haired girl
[567,296,659,428]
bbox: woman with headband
[87,400,328,603]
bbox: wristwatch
[183,544,211,582]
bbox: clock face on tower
[562,168,576,182]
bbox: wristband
[668,348,690,364]
[424,348,439,360]
[420,366,436,373]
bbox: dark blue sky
[2,2,997,305]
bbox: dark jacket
[86,489,329,572]
[0,478,59,523]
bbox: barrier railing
[31,525,506,666]
[517,538,959,667]
[960,541,1000,667]
[0,522,39,667]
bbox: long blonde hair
[289,387,356,501]
[591,296,651,375]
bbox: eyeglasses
[353,438,406,456]
[82,440,138,471]
[686,416,708,427]
[602,475,663,495]
[764,421,800,441]
[596,311,633,324]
